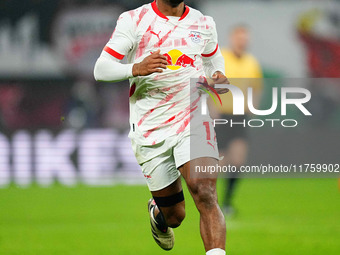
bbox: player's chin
[167,0,184,7]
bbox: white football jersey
[103,1,222,145]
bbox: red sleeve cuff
[104,46,125,60]
[202,44,219,58]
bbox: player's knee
[189,181,218,210]
[154,190,185,228]
[165,208,185,228]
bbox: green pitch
[0,179,339,255]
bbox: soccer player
[213,24,262,214]
[94,1,228,254]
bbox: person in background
[213,24,263,215]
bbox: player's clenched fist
[210,71,230,94]
[132,50,168,76]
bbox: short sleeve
[102,12,135,60]
[202,17,219,58]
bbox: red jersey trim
[104,46,125,60]
[202,44,219,58]
[151,1,190,21]
[151,1,168,20]
[179,6,190,21]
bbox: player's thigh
[151,176,183,197]
[174,132,219,180]
[179,157,219,207]
[138,141,185,216]
[140,146,181,192]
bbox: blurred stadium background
[0,0,339,254]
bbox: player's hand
[132,50,168,76]
[210,71,230,94]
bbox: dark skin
[132,49,168,76]
[134,1,228,251]
[157,0,185,15]
[152,158,226,252]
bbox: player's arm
[202,17,229,94]
[94,50,168,82]
[94,13,168,82]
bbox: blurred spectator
[297,8,340,124]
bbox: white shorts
[131,121,219,191]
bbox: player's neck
[156,0,185,17]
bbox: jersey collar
[151,0,190,21]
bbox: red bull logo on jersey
[163,49,197,71]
